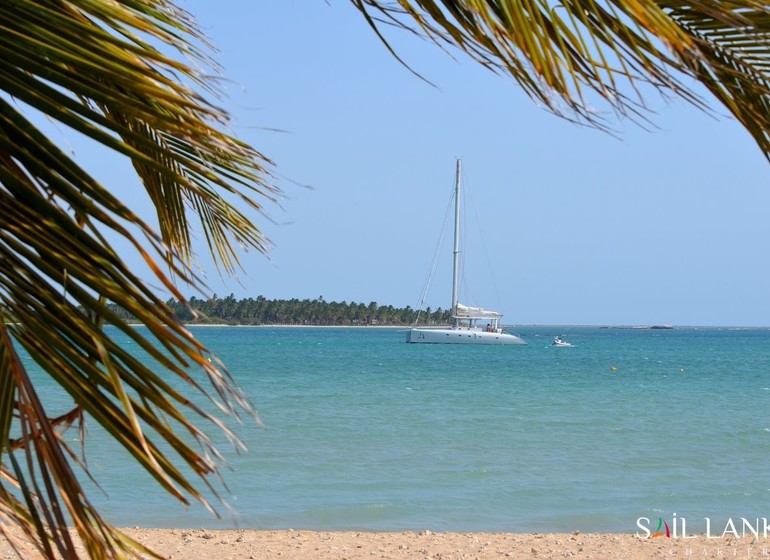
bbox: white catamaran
[406,159,526,345]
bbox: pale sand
[2,528,764,559]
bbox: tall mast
[451,158,461,323]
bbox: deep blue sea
[31,326,770,533]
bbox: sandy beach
[1,528,763,559]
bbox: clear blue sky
[83,2,770,326]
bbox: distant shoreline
[180,323,674,329]
[183,323,410,329]
[107,297,770,330]
[130,323,770,329]
[180,323,665,329]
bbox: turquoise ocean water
[31,326,770,533]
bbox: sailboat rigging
[406,159,526,345]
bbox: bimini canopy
[454,303,502,319]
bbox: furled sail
[454,303,502,319]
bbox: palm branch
[1,0,274,558]
[354,0,770,157]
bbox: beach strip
[1,528,763,559]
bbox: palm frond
[663,1,770,155]
[1,1,275,558]
[2,0,277,271]
[1,326,162,560]
[354,0,770,157]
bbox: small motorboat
[552,336,573,347]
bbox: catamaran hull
[406,328,526,345]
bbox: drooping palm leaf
[2,0,277,269]
[354,0,770,156]
[1,0,274,558]
[0,102,251,555]
[662,1,770,155]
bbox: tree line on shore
[108,295,452,326]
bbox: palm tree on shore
[2,0,770,558]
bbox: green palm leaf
[1,0,271,557]
[355,0,770,155]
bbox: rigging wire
[413,177,456,325]
[413,161,509,326]
[460,167,506,315]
